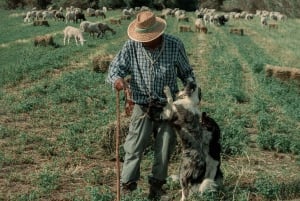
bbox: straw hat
[127,11,166,42]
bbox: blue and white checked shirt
[106,34,195,105]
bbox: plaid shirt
[106,34,195,105]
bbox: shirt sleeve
[106,41,131,86]
[175,39,196,86]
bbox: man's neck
[142,35,163,50]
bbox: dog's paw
[199,179,217,194]
[160,106,173,120]
[163,86,173,103]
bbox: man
[106,10,197,200]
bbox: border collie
[161,81,223,201]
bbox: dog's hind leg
[180,185,189,201]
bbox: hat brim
[127,17,166,43]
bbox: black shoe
[122,182,137,195]
[148,177,166,201]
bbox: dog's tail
[199,179,218,194]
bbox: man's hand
[114,78,126,91]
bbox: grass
[0,8,300,201]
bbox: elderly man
[106,10,198,200]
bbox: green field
[0,8,300,201]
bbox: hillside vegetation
[0,8,300,201]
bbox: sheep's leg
[74,36,78,46]
[63,35,66,45]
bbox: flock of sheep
[158,7,287,34]
[27,5,288,47]
[24,6,121,47]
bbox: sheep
[34,35,57,47]
[42,10,54,20]
[80,21,102,38]
[65,11,76,23]
[194,18,204,32]
[97,23,116,38]
[95,9,106,19]
[75,13,86,23]
[55,11,65,21]
[177,14,189,22]
[86,8,96,16]
[63,26,85,46]
[24,11,36,23]
[261,16,268,27]
[33,20,50,27]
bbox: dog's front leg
[161,86,174,120]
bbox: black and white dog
[161,81,223,201]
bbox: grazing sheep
[75,13,86,23]
[55,11,65,21]
[63,26,85,46]
[177,14,189,22]
[24,11,36,23]
[261,16,268,27]
[179,25,192,32]
[33,20,50,27]
[195,18,204,32]
[42,10,54,20]
[80,21,102,38]
[97,23,116,38]
[34,35,57,47]
[65,11,76,23]
[86,8,96,16]
[95,9,106,19]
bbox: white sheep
[63,26,85,46]
[261,16,268,27]
[86,8,95,16]
[65,11,75,23]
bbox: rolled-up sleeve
[106,42,131,86]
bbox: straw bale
[265,64,300,82]
[100,114,130,155]
[92,54,114,73]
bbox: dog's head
[177,80,201,105]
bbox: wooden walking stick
[115,90,121,201]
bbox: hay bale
[265,64,300,82]
[33,20,49,27]
[34,34,57,47]
[100,115,130,155]
[275,70,291,80]
[290,70,300,82]
[92,54,114,73]
[230,28,244,36]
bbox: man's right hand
[114,78,126,91]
